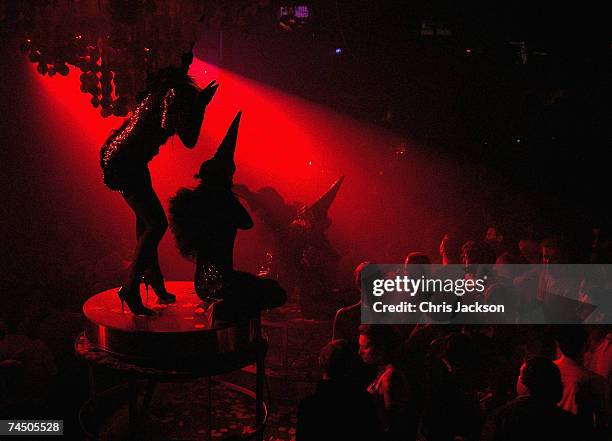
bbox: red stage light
[30,54,456,276]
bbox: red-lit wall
[3,47,500,290]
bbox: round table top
[83,281,217,333]
[82,282,264,372]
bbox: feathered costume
[169,112,286,321]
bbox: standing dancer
[100,51,218,315]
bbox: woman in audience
[359,324,417,440]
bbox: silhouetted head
[179,47,194,74]
[444,332,476,371]
[461,240,496,265]
[141,46,197,98]
[353,261,371,290]
[404,252,431,278]
[256,187,286,208]
[519,238,541,264]
[541,236,577,264]
[358,324,401,366]
[355,262,384,307]
[555,325,588,360]
[518,356,563,404]
[485,226,504,248]
[494,252,524,279]
[319,339,357,380]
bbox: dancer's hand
[233,184,258,208]
[233,183,251,195]
[179,80,218,148]
[199,80,219,106]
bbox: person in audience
[420,331,482,441]
[554,326,608,438]
[333,262,381,343]
[485,226,505,257]
[461,240,496,278]
[296,339,378,441]
[0,318,56,411]
[538,237,583,322]
[439,233,461,265]
[519,237,542,264]
[359,324,417,440]
[585,325,612,385]
[482,356,580,441]
[589,226,612,264]
[332,262,367,342]
[579,275,612,324]
[585,325,612,425]
[485,253,521,323]
[404,252,431,274]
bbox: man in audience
[538,237,583,322]
[461,240,496,282]
[482,356,580,441]
[585,325,611,387]
[554,326,608,438]
[332,262,379,343]
[421,331,483,441]
[296,339,378,440]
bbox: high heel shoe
[142,274,176,305]
[118,287,155,316]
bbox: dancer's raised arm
[165,80,219,148]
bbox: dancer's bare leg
[123,181,168,296]
[136,217,167,291]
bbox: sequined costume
[169,112,287,320]
[100,83,198,193]
[97,57,219,315]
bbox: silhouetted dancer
[169,112,286,322]
[290,177,344,319]
[232,184,298,284]
[100,49,218,315]
[236,177,344,319]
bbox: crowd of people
[2,217,611,440]
[297,228,612,441]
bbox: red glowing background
[4,49,504,286]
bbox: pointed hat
[307,176,345,218]
[196,111,241,179]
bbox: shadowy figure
[289,177,344,318]
[100,49,218,315]
[359,324,418,440]
[236,178,345,319]
[482,357,580,441]
[169,112,286,322]
[421,332,483,441]
[232,183,299,287]
[297,339,379,441]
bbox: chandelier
[12,0,210,117]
